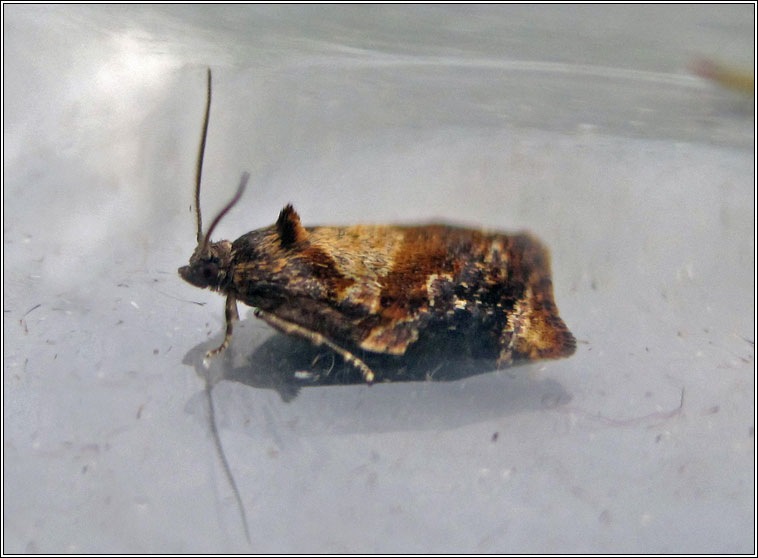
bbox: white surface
[3,4,754,553]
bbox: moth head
[179,239,234,290]
[178,68,249,291]
[178,170,248,290]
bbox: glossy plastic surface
[4,5,754,552]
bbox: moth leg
[255,309,375,385]
[205,295,239,362]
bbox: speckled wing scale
[179,69,575,384]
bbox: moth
[179,70,576,384]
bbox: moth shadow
[183,320,573,407]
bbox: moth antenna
[194,68,212,244]
[200,172,251,253]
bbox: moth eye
[202,263,218,280]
